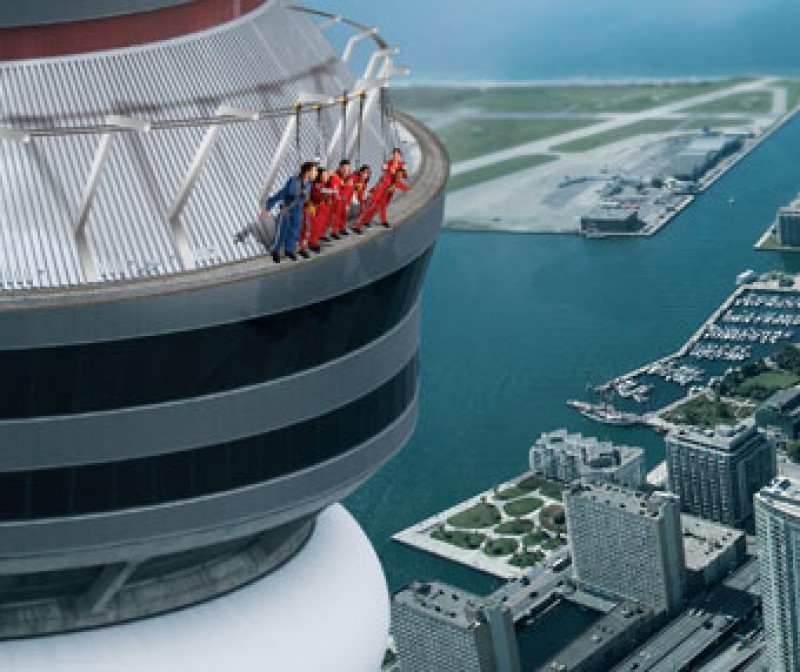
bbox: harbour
[568,275,800,434]
[348,103,800,596]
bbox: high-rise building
[529,429,645,488]
[565,482,686,614]
[392,581,522,672]
[0,2,446,670]
[777,205,800,247]
[665,422,776,528]
[755,477,800,671]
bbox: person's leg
[271,211,287,262]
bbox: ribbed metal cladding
[0,1,389,290]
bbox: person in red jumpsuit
[353,169,410,232]
[383,147,406,180]
[353,164,372,222]
[309,167,333,253]
[379,148,408,226]
[326,164,345,239]
[338,159,356,236]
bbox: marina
[569,275,800,431]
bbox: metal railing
[0,4,409,284]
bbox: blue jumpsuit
[267,175,310,255]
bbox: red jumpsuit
[355,173,410,229]
[339,173,356,232]
[309,181,332,248]
[353,174,369,210]
[327,173,345,234]
[298,200,314,253]
[381,159,407,213]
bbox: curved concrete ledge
[0,116,448,349]
[0,505,389,672]
[0,387,417,573]
[0,298,420,469]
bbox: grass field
[734,370,800,399]
[504,497,544,517]
[550,119,680,152]
[430,529,486,550]
[438,118,597,162]
[662,395,746,427]
[393,80,750,114]
[685,91,774,114]
[449,154,557,191]
[446,502,500,529]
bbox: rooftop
[681,515,744,572]
[393,581,484,629]
[533,429,643,469]
[566,481,677,519]
[543,601,653,671]
[667,421,761,452]
[759,384,800,414]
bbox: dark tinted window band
[0,252,430,419]
[0,356,418,521]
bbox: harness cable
[379,86,389,162]
[340,91,348,163]
[314,103,325,165]
[294,101,302,159]
[355,90,366,168]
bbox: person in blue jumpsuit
[267,161,317,263]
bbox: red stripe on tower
[0,0,265,61]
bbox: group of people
[263,148,410,263]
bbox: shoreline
[395,75,778,88]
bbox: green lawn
[551,119,679,152]
[541,535,566,551]
[438,118,599,162]
[393,80,750,114]
[509,550,546,568]
[684,91,774,114]
[446,502,501,529]
[663,395,741,427]
[504,497,544,517]
[430,529,486,550]
[495,519,535,535]
[735,370,800,399]
[522,529,550,547]
[448,154,557,191]
[677,116,752,131]
[539,483,564,502]
[483,538,519,557]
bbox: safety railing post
[73,114,150,282]
[168,104,258,270]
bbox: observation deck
[0,0,449,640]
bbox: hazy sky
[312,0,800,81]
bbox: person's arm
[266,180,289,210]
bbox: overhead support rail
[0,5,408,286]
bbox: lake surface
[316,0,800,82]
[346,111,800,596]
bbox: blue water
[316,0,800,81]
[345,111,800,595]
[316,0,800,598]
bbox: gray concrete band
[0,297,421,470]
[0,387,418,572]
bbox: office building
[756,478,800,671]
[665,423,776,528]
[565,482,686,614]
[529,429,645,488]
[393,581,522,672]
